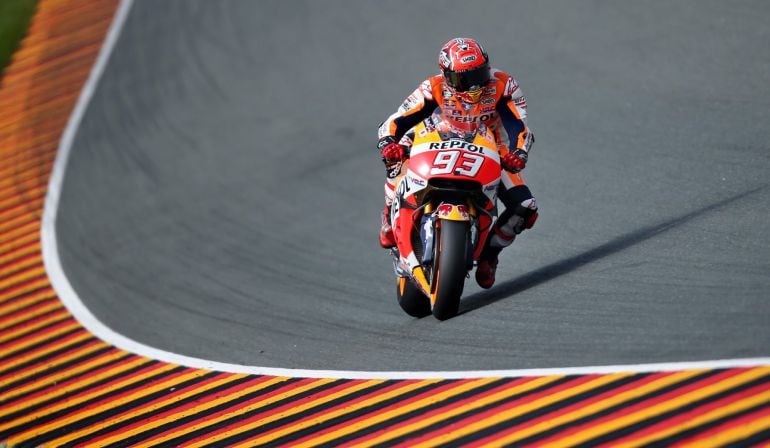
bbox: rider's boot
[475,230,508,289]
[476,196,538,288]
[379,204,396,248]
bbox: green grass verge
[0,0,38,79]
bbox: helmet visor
[445,65,490,92]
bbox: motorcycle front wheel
[396,277,431,317]
[431,219,469,320]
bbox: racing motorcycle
[390,113,501,320]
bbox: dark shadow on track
[460,184,770,315]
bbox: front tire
[431,220,469,320]
[397,277,431,317]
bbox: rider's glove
[501,149,528,173]
[378,137,407,164]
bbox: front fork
[418,201,478,274]
[393,201,481,297]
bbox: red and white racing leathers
[378,68,538,254]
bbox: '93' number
[429,151,484,177]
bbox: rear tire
[431,220,469,320]
[397,277,431,317]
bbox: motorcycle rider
[377,37,538,289]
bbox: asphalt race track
[56,0,770,372]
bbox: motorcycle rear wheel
[431,220,469,320]
[396,277,431,317]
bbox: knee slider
[514,198,538,232]
[498,197,538,237]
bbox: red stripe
[0,253,43,279]
[0,155,53,176]
[235,379,437,445]
[298,378,529,446]
[0,239,40,264]
[0,215,40,236]
[2,364,189,436]
[61,367,196,416]
[0,348,137,405]
[137,376,324,445]
[390,375,603,447]
[0,158,53,182]
[0,228,41,255]
[85,374,276,445]
[161,378,371,443]
[0,296,58,322]
[607,379,770,446]
[0,260,46,285]
[0,302,66,334]
[672,401,770,446]
[0,273,49,297]
[0,316,80,355]
[0,324,89,375]
[0,344,123,405]
[467,372,674,448]
[0,195,46,222]
[0,286,53,311]
[534,368,750,445]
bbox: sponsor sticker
[439,50,451,69]
[401,94,420,110]
[504,77,519,96]
[460,54,477,64]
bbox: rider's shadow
[459,184,768,315]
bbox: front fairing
[390,115,501,275]
[407,115,501,204]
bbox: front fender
[434,203,471,221]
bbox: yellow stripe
[194,379,391,448]
[0,339,108,387]
[350,376,563,448]
[0,168,49,195]
[8,369,208,444]
[624,387,770,446]
[0,215,42,237]
[0,195,45,222]
[230,379,448,448]
[96,376,298,446]
[0,265,47,291]
[0,311,68,344]
[0,361,173,432]
[0,325,88,369]
[0,286,54,315]
[143,376,328,445]
[541,368,770,447]
[294,378,499,447]
[0,357,160,424]
[679,413,770,448]
[45,373,250,446]
[412,373,631,448]
[0,305,65,341]
[0,274,47,303]
[0,228,40,259]
[478,370,704,447]
[0,345,120,400]
[0,252,42,278]
[0,162,49,183]
[0,165,50,192]
[0,240,40,266]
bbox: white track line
[40,0,770,380]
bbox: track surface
[57,0,770,371]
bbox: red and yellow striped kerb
[1,1,769,446]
